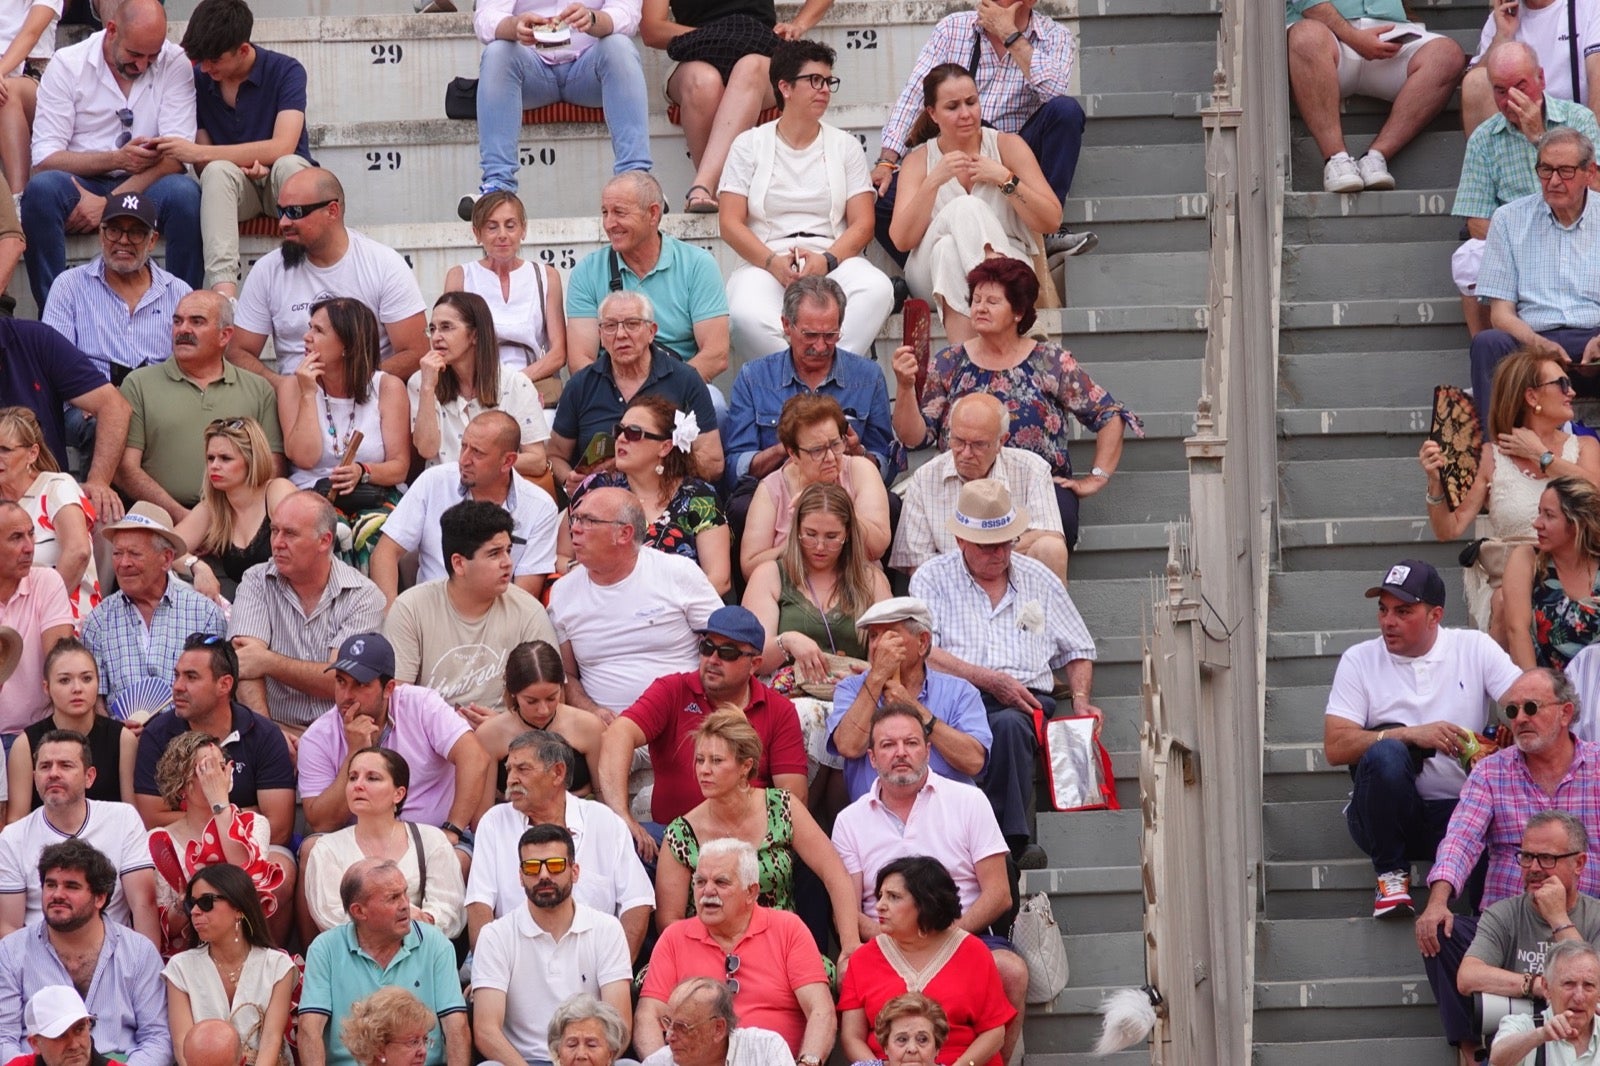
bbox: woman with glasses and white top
[560,393,731,594]
[163,863,297,1066]
[740,393,889,579]
[718,38,892,363]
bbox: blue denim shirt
[724,347,894,481]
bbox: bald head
[947,393,1008,481]
[1486,40,1546,118]
[470,409,521,454]
[111,0,166,33]
[177,289,233,331]
[282,167,345,205]
[182,1020,243,1066]
[106,0,168,79]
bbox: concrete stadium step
[1264,800,1364,864]
[1025,986,1154,1055]
[1029,1054,1151,1066]
[1040,808,1140,868]
[1290,130,1468,195]
[1284,238,1457,304]
[1257,917,1437,981]
[1265,684,1333,746]
[1254,974,1445,1042]
[1263,858,1439,921]
[1263,742,1347,803]
[1280,349,1467,409]
[1254,1038,1454,1066]
[1279,456,1439,520]
[1267,566,1468,635]
[1022,864,1143,934]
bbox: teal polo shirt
[566,234,729,361]
[298,920,466,1066]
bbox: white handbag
[1011,891,1070,1003]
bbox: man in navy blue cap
[1323,559,1521,919]
[596,605,808,862]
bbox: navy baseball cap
[697,606,766,650]
[101,191,158,230]
[1364,559,1446,608]
[326,633,396,683]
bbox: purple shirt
[297,683,472,827]
[1429,736,1600,906]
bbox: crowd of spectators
[0,0,1165,1061]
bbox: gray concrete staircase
[1257,0,1500,1061]
[143,0,1223,1057]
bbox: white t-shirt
[546,550,722,712]
[0,800,153,927]
[471,902,632,1063]
[406,365,551,465]
[465,797,654,921]
[384,580,558,711]
[1473,0,1600,104]
[382,464,559,584]
[720,126,872,247]
[0,0,62,72]
[1324,626,1523,800]
[234,230,426,374]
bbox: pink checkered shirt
[1428,737,1600,906]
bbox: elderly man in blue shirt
[1470,127,1600,421]
[1286,0,1466,192]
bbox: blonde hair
[0,407,56,473]
[779,483,877,639]
[155,732,222,810]
[692,710,763,782]
[199,418,275,557]
[339,987,435,1065]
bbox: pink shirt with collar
[0,569,73,732]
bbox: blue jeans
[21,170,203,309]
[476,36,652,190]
[1344,737,1457,873]
[980,690,1055,844]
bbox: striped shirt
[910,550,1095,692]
[878,10,1075,158]
[1477,189,1600,331]
[1429,737,1600,906]
[228,557,386,728]
[81,578,226,698]
[40,256,192,375]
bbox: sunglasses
[1536,376,1576,395]
[115,107,133,148]
[724,953,741,995]
[1504,699,1557,719]
[614,421,669,443]
[183,892,225,913]
[207,418,248,432]
[698,639,749,662]
[519,857,569,876]
[277,199,336,220]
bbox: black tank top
[25,714,125,809]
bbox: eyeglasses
[794,438,846,461]
[207,418,247,432]
[1505,699,1559,719]
[115,107,133,148]
[570,513,627,530]
[794,73,841,92]
[698,639,750,662]
[386,1035,436,1053]
[724,953,741,995]
[1516,849,1582,869]
[797,530,845,549]
[969,538,1019,553]
[277,199,337,220]
[796,329,841,343]
[614,421,670,443]
[598,317,650,335]
[948,433,997,454]
[519,856,570,875]
[101,223,149,245]
[183,892,225,913]
[1536,376,1576,395]
[1537,163,1588,182]
[659,1016,714,1036]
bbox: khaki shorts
[1337,19,1446,100]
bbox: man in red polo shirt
[598,605,807,861]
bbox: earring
[1537,403,1544,412]
[655,463,665,476]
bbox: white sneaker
[1358,149,1395,190]
[1323,152,1363,194]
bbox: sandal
[684,184,718,213]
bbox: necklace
[802,571,840,654]
[208,941,246,984]
[320,389,358,457]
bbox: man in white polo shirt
[1324,558,1522,920]
[371,410,558,606]
[470,822,633,1066]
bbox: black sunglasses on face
[698,639,748,661]
[1504,699,1557,719]
[277,199,336,220]
[184,892,224,913]
[614,422,669,443]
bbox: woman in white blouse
[410,291,551,481]
[443,191,569,405]
[718,38,892,362]
[301,747,465,938]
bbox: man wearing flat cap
[1323,559,1520,921]
[909,479,1099,868]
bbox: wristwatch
[1540,450,1556,472]
[358,464,373,484]
[921,715,936,739]
[210,802,227,815]
[1002,29,1024,47]
[1091,466,1110,479]
[998,172,1020,195]
[822,251,839,272]
[797,1055,822,1066]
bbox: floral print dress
[1531,561,1600,669]
[571,472,726,561]
[918,340,1145,473]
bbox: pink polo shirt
[832,773,1009,915]
[640,905,827,1054]
[0,569,73,733]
